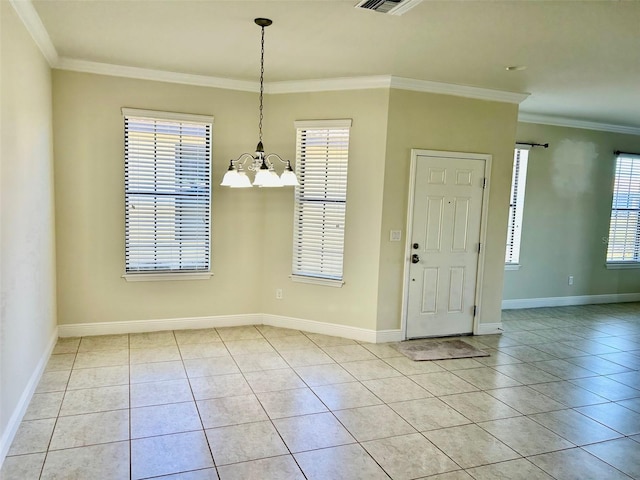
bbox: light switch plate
[390,230,402,242]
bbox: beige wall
[503,122,640,300]
[53,72,391,330]
[259,90,390,330]
[377,89,520,330]
[1,2,57,455]
[53,71,264,324]
[53,70,522,333]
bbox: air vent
[355,0,423,16]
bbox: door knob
[411,254,420,264]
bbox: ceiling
[24,0,640,132]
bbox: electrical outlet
[568,275,574,286]
[276,288,283,299]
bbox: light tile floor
[2,303,640,479]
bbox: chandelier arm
[231,153,257,166]
[265,153,291,165]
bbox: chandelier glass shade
[220,18,300,188]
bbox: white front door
[406,152,486,338]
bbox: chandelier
[220,18,300,188]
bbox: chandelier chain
[258,24,265,144]
[220,18,300,188]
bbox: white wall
[0,2,58,462]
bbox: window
[606,153,640,265]
[123,108,212,278]
[505,145,530,265]
[292,120,352,284]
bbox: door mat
[392,338,490,362]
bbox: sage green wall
[259,90,390,330]
[503,122,640,300]
[377,89,519,330]
[53,71,264,324]
[1,2,57,457]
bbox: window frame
[606,153,640,268]
[505,144,531,268]
[122,108,214,281]
[291,119,352,286]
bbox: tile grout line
[7,303,639,479]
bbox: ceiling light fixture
[221,18,299,188]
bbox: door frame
[401,149,492,340]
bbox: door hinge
[478,242,481,253]
[473,305,477,316]
[482,178,487,189]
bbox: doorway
[403,150,491,339]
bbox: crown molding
[59,57,392,95]
[266,75,392,94]
[55,58,258,92]
[52,59,530,105]
[390,76,530,104]
[266,75,530,105]
[9,0,58,66]
[518,112,640,136]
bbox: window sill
[122,272,213,282]
[290,275,344,288]
[606,262,640,270]
[505,264,521,271]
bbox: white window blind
[123,108,212,274]
[607,153,640,263]
[506,146,530,264]
[293,120,352,282]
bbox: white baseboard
[260,314,387,343]
[58,313,395,344]
[57,314,263,337]
[502,292,640,310]
[58,313,407,344]
[375,329,404,343]
[0,327,58,466]
[59,312,510,343]
[476,322,504,335]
